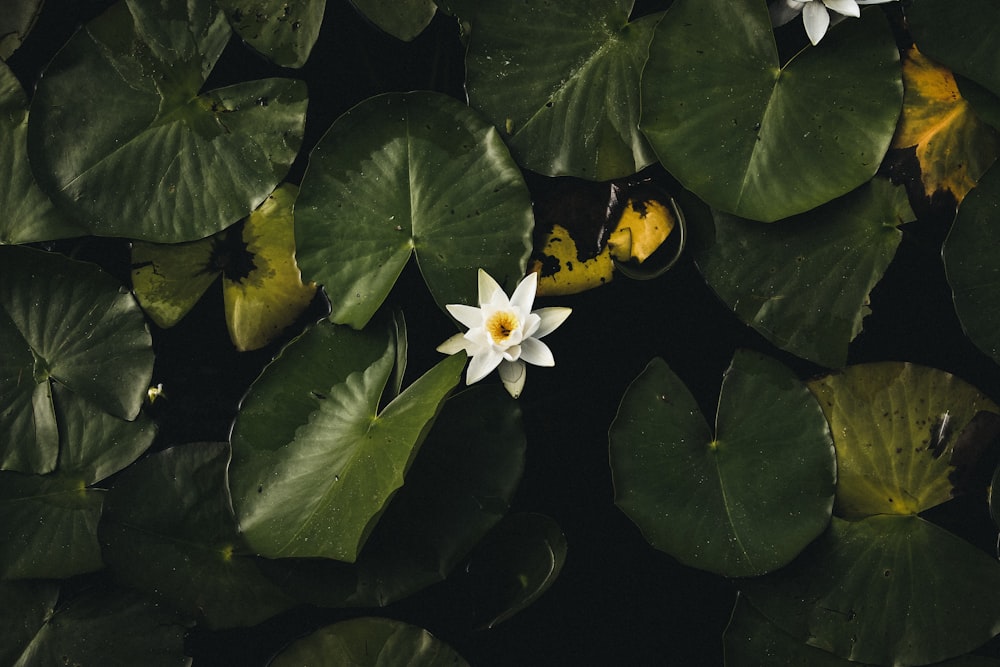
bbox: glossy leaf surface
[229,319,464,561]
[944,163,1000,366]
[693,179,912,368]
[0,246,153,473]
[27,0,307,241]
[100,441,297,629]
[642,0,900,221]
[0,581,60,666]
[0,0,44,59]
[741,515,1000,666]
[891,46,1000,203]
[296,91,533,328]
[218,0,325,67]
[0,384,155,579]
[610,350,835,577]
[907,0,1000,99]
[271,617,469,667]
[349,0,437,42]
[465,0,659,180]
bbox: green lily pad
[295,91,533,328]
[0,246,154,473]
[610,349,835,577]
[218,0,325,67]
[100,441,297,629]
[0,580,60,666]
[641,0,901,221]
[0,384,156,579]
[907,0,1000,100]
[741,515,1000,666]
[271,617,469,667]
[943,162,1000,366]
[0,0,44,60]
[464,0,659,180]
[692,179,912,368]
[229,319,465,561]
[808,362,1000,518]
[27,0,307,242]
[7,587,188,666]
[253,384,525,608]
[0,60,82,245]
[462,512,567,629]
[349,0,437,42]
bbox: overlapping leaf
[610,350,835,577]
[0,0,44,59]
[349,0,437,42]
[907,0,1000,99]
[642,0,901,221]
[27,0,307,242]
[229,319,465,561]
[891,46,1000,203]
[465,0,659,180]
[218,0,325,67]
[295,91,533,328]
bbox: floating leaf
[465,0,659,180]
[7,587,188,666]
[610,350,835,577]
[27,0,307,242]
[295,91,533,328]
[0,59,82,244]
[741,515,1000,666]
[229,319,465,561]
[0,580,59,666]
[641,0,901,221]
[943,162,1000,366]
[692,179,913,368]
[891,46,1000,204]
[462,512,567,629]
[132,183,316,351]
[0,0,44,60]
[218,0,325,67]
[808,362,1000,518]
[100,442,297,629]
[270,617,469,667]
[0,246,154,473]
[349,0,437,42]
[0,384,156,579]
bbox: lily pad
[610,349,835,577]
[808,362,1000,518]
[229,319,465,561]
[295,91,533,328]
[741,515,1000,666]
[218,0,325,67]
[0,59,82,245]
[349,0,437,42]
[270,617,469,667]
[464,0,659,180]
[7,587,188,666]
[0,384,156,580]
[0,0,44,60]
[27,0,307,242]
[0,580,60,666]
[0,246,154,473]
[641,0,901,221]
[100,441,297,629]
[692,179,913,368]
[943,162,1000,366]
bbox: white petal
[509,271,537,313]
[532,307,572,338]
[770,0,805,26]
[822,0,860,17]
[499,359,526,399]
[466,348,504,385]
[446,303,485,329]
[436,333,469,355]
[477,268,504,306]
[855,0,896,3]
[802,2,831,44]
[519,337,555,367]
[520,312,542,339]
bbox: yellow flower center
[486,311,519,344]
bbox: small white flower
[770,0,897,46]
[437,269,571,399]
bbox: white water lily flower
[770,0,898,46]
[437,269,571,399]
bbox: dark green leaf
[0,580,59,666]
[349,0,437,42]
[0,0,44,60]
[219,0,325,67]
[907,0,1000,99]
[641,0,901,221]
[610,350,835,577]
[295,91,533,328]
